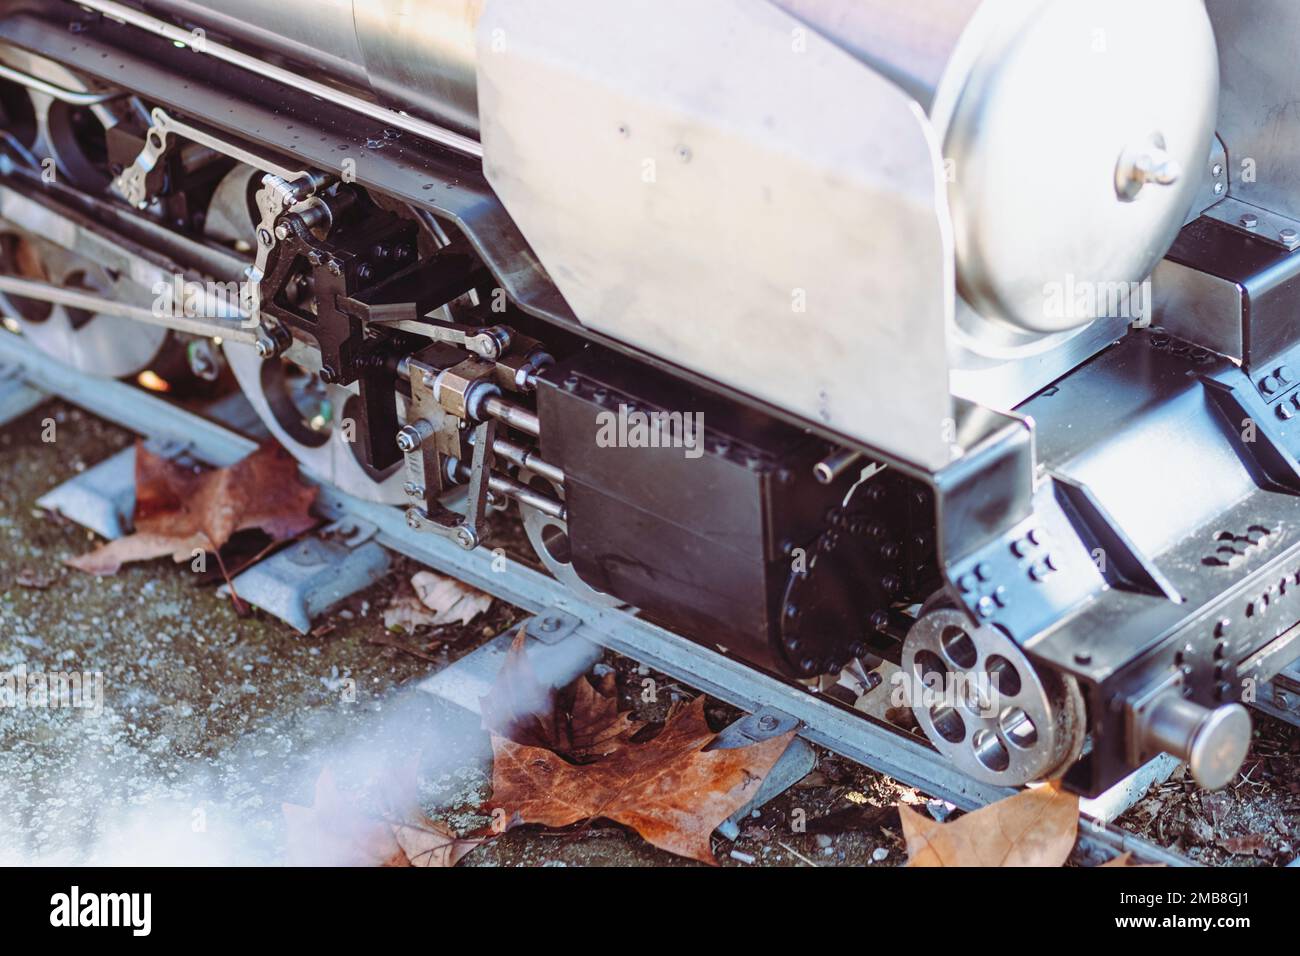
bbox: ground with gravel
[1,398,1296,866]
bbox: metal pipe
[814,447,865,484]
[483,434,564,487]
[0,61,122,106]
[447,458,565,521]
[68,0,484,159]
[483,394,540,437]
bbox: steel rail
[0,329,1191,865]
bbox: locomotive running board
[0,330,1194,866]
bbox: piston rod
[0,274,257,342]
[480,434,564,487]
[446,458,565,521]
[482,395,540,437]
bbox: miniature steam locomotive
[0,0,1296,797]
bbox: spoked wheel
[516,466,622,607]
[901,607,1085,786]
[0,232,169,376]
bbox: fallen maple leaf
[899,781,1079,867]
[382,570,492,631]
[66,441,318,575]
[480,628,644,762]
[489,696,794,865]
[282,767,406,867]
[393,816,484,868]
[283,764,485,867]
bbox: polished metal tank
[139,0,481,135]
[773,0,1220,334]
[139,0,1218,336]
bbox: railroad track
[0,329,1206,866]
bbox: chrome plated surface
[1206,0,1300,223]
[479,0,957,471]
[776,0,1218,337]
[70,0,483,157]
[902,607,1085,786]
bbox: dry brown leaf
[479,628,644,762]
[489,696,794,865]
[899,781,1079,867]
[382,570,493,631]
[67,441,318,575]
[1217,833,1276,857]
[283,764,483,867]
[411,570,493,625]
[392,816,484,868]
[282,767,405,867]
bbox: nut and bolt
[1283,228,1300,244]
[756,714,780,733]
[396,425,424,453]
[539,616,561,633]
[1240,213,1259,229]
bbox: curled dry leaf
[899,781,1079,867]
[489,696,794,865]
[479,628,645,762]
[382,569,493,631]
[66,441,319,576]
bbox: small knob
[1138,692,1251,790]
[1115,135,1183,202]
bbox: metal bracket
[219,532,391,634]
[0,360,45,426]
[1203,196,1300,251]
[528,610,583,646]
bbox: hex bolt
[756,714,780,733]
[1240,213,1259,229]
[1283,228,1299,244]
[396,420,436,452]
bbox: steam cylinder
[137,0,1218,335]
